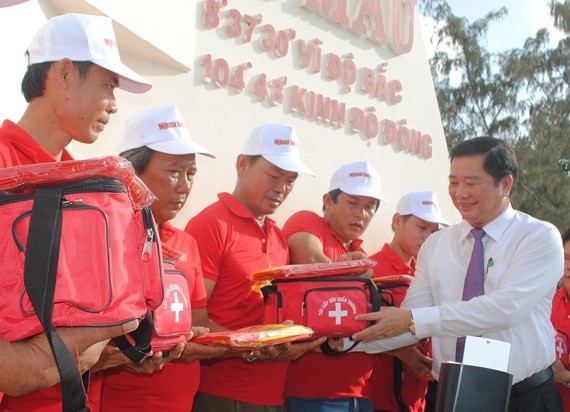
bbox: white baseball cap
[26,13,151,93]
[329,161,387,202]
[396,191,449,226]
[242,122,314,175]
[0,0,29,7]
[119,104,216,158]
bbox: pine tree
[422,0,570,230]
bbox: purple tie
[455,228,485,362]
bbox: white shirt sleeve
[405,217,563,339]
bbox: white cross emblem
[557,339,566,359]
[170,291,184,323]
[328,302,348,325]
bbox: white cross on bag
[170,291,184,323]
[328,302,348,325]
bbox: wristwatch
[564,381,570,388]
[407,314,416,336]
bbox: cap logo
[349,172,373,179]
[104,38,117,48]
[158,120,185,131]
[421,200,434,206]
[273,138,298,147]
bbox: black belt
[510,367,553,396]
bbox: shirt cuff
[412,306,441,338]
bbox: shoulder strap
[393,357,410,412]
[23,188,90,412]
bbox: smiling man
[349,137,564,412]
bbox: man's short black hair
[322,188,380,213]
[21,61,93,102]
[563,228,570,246]
[120,146,155,175]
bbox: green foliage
[421,0,570,231]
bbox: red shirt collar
[2,120,73,163]
[218,192,277,227]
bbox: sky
[440,0,564,52]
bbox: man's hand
[393,346,432,378]
[123,343,185,374]
[351,307,412,341]
[63,320,140,372]
[178,342,228,362]
[336,252,374,278]
[337,251,368,261]
[90,344,136,373]
[552,359,570,384]
[318,337,344,352]
[242,337,327,362]
[0,320,140,396]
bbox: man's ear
[322,193,333,212]
[235,154,248,176]
[52,58,74,87]
[391,213,401,232]
[501,175,514,197]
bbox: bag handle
[23,188,90,412]
[113,312,154,363]
[320,338,360,355]
[368,279,382,312]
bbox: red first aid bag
[152,260,192,350]
[0,157,164,412]
[114,259,193,360]
[261,276,381,339]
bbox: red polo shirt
[0,120,76,412]
[368,244,428,412]
[184,193,290,406]
[99,223,207,411]
[281,210,373,400]
[551,287,570,410]
[0,120,72,167]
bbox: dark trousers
[193,392,286,412]
[508,376,563,412]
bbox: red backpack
[0,157,164,412]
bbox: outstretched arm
[0,320,138,396]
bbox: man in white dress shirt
[350,136,564,411]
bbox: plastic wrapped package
[191,324,314,350]
[0,155,155,209]
[248,258,377,281]
[371,274,414,287]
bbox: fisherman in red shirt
[185,122,324,412]
[551,228,570,410]
[368,191,448,412]
[282,161,385,412]
[98,104,227,411]
[0,12,151,411]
